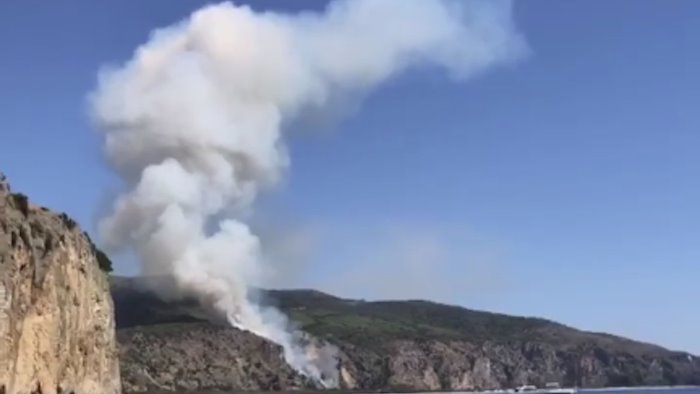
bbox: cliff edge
[0,174,121,394]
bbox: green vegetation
[111,278,677,359]
[83,230,113,273]
[266,289,557,348]
[9,193,29,216]
[95,248,113,273]
[263,289,675,358]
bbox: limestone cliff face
[334,339,700,391]
[0,174,121,394]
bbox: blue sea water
[151,387,700,394]
[579,389,700,394]
[420,388,700,394]
[498,389,699,394]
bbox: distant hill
[110,276,700,393]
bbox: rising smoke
[90,0,524,387]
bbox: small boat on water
[515,384,578,394]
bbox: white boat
[514,384,578,394]
[516,385,539,392]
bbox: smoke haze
[90,0,525,386]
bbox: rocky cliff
[331,336,700,391]
[0,174,121,394]
[112,277,700,393]
[118,323,307,393]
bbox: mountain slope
[111,276,700,392]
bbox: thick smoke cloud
[90,0,525,386]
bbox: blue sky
[1,1,698,353]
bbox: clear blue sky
[1,1,698,354]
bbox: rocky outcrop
[118,323,306,393]
[112,278,310,393]
[334,339,700,391]
[117,323,700,393]
[0,174,121,394]
[111,277,700,392]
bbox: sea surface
[150,387,700,394]
[578,389,700,394]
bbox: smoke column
[90,0,524,386]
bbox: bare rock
[118,323,306,393]
[0,174,121,394]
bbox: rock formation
[118,323,306,393]
[0,173,121,394]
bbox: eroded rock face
[334,339,700,391]
[118,323,306,393]
[0,174,121,394]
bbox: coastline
[141,385,700,394]
[581,387,700,392]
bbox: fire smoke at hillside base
[90,0,524,386]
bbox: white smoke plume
[90,0,525,387]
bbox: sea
[578,390,700,394]
[152,387,700,394]
[421,388,700,394]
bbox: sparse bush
[95,248,113,273]
[84,230,113,273]
[10,193,29,216]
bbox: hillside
[111,276,700,392]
